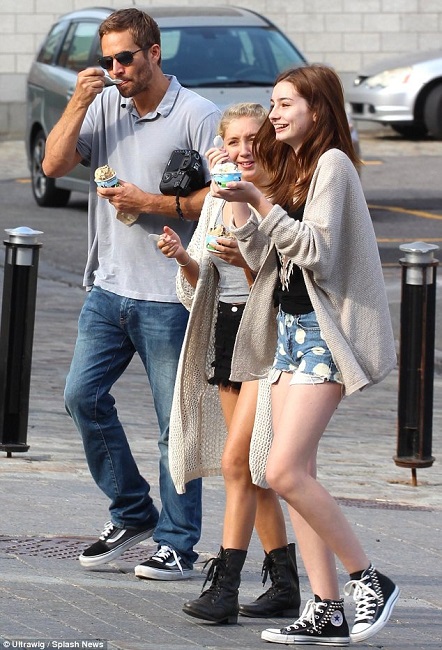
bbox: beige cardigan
[231,148,397,394]
[168,194,273,494]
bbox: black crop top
[274,204,313,315]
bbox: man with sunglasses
[43,8,220,580]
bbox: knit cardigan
[230,148,397,394]
[168,194,273,494]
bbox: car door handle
[66,88,75,101]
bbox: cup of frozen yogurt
[206,224,235,251]
[211,162,242,188]
[94,164,119,188]
[94,164,139,226]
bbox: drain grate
[336,497,434,511]
[0,535,155,561]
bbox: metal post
[394,241,438,486]
[0,226,43,457]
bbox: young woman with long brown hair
[210,65,400,646]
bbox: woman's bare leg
[219,381,259,549]
[267,373,369,599]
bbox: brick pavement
[0,140,441,649]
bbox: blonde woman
[157,103,300,624]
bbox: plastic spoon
[104,75,123,86]
[148,234,163,243]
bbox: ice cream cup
[206,234,220,251]
[211,171,242,188]
[95,174,118,188]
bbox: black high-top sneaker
[261,595,350,645]
[344,564,400,643]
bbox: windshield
[160,25,306,87]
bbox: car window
[265,29,304,72]
[161,30,181,61]
[37,21,67,65]
[58,21,99,72]
[160,26,305,86]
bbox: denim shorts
[269,309,343,386]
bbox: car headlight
[365,66,412,88]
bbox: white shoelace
[99,521,116,541]
[153,545,184,574]
[286,599,322,632]
[344,579,378,622]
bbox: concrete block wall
[1,0,442,138]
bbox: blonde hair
[218,103,268,138]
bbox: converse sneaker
[344,564,400,643]
[134,545,193,580]
[79,520,156,568]
[261,595,350,645]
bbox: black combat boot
[239,542,301,618]
[183,546,247,624]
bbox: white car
[347,49,442,139]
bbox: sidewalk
[0,141,441,649]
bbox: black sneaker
[79,520,156,568]
[261,595,350,645]
[134,545,193,581]
[344,564,400,643]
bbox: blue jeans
[64,286,202,567]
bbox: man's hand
[74,67,106,108]
[43,67,106,178]
[97,180,145,215]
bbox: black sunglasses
[98,47,149,70]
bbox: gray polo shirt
[76,75,220,301]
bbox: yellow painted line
[17,178,31,183]
[369,203,442,221]
[377,237,442,243]
[362,160,383,165]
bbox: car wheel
[424,84,442,140]
[31,129,71,207]
[391,122,428,138]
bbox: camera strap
[175,192,186,221]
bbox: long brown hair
[254,64,360,209]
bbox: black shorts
[208,301,245,391]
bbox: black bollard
[0,226,43,457]
[394,241,438,486]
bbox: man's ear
[150,43,161,63]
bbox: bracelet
[176,254,192,267]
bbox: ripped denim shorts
[268,309,343,386]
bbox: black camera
[160,149,205,197]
